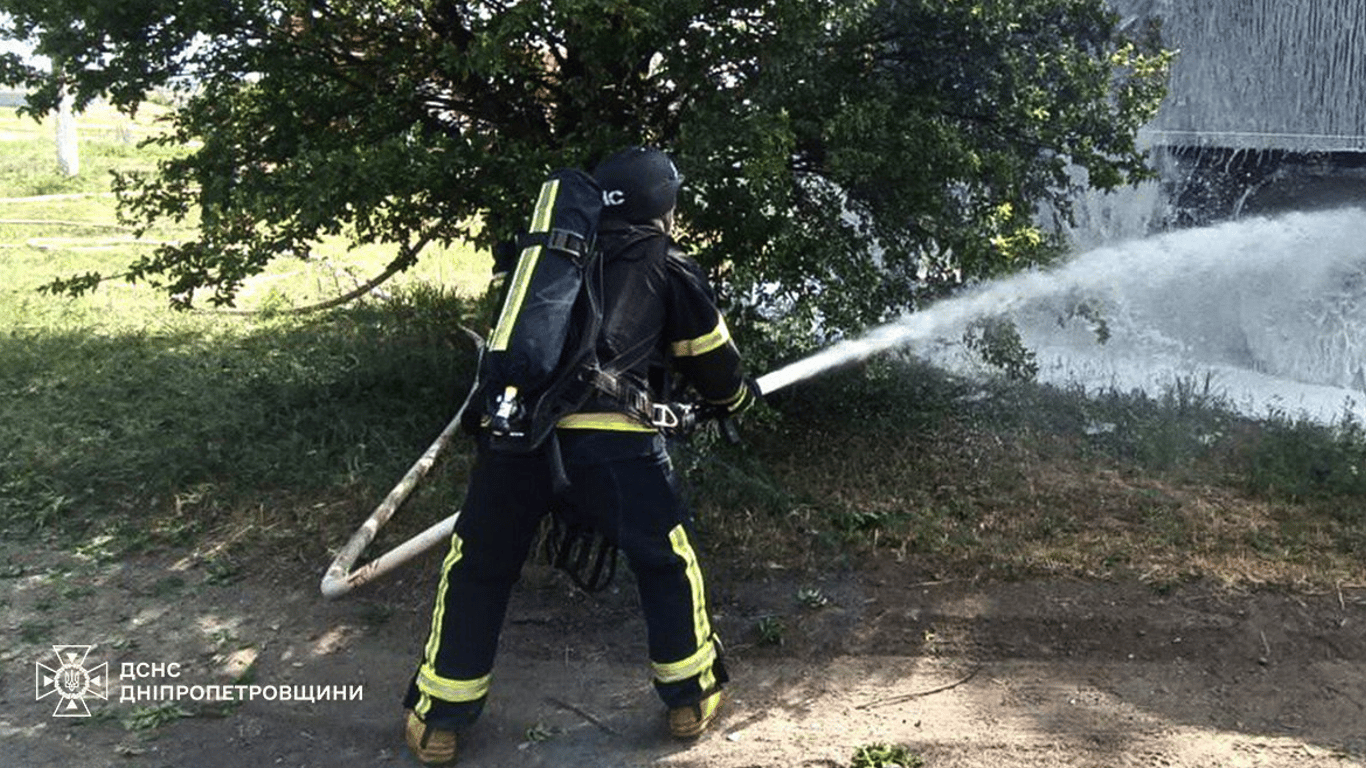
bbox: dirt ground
[4,537,1366,768]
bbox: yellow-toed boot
[668,688,724,739]
[404,710,457,765]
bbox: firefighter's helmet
[592,147,683,225]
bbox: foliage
[850,743,924,768]
[796,586,829,608]
[962,315,1038,381]
[2,0,1169,348]
[755,615,785,645]
[1240,409,1366,506]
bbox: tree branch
[202,229,435,316]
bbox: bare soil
[4,535,1366,768]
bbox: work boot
[404,710,457,765]
[668,688,724,739]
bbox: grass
[0,282,484,558]
[5,100,1366,594]
[121,703,195,732]
[0,101,177,197]
[696,359,1366,588]
[1,103,489,563]
[850,744,924,768]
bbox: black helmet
[592,147,683,225]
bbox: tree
[1,0,1168,353]
[54,76,78,176]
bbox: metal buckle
[629,389,651,418]
[546,229,588,261]
[651,403,680,429]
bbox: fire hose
[320,366,791,599]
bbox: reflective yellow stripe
[700,661,716,693]
[652,640,717,684]
[669,525,711,650]
[418,533,472,714]
[556,412,655,432]
[416,531,493,706]
[664,524,717,692]
[423,532,464,665]
[488,245,541,351]
[416,665,492,703]
[671,316,731,357]
[489,178,560,352]
[529,177,560,233]
[710,382,748,407]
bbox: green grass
[0,282,483,551]
[1,104,490,559]
[850,744,924,768]
[0,102,178,197]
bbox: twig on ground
[546,697,620,736]
[855,665,983,710]
[1327,684,1366,711]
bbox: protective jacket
[557,221,752,432]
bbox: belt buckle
[651,403,680,429]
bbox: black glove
[730,376,762,416]
[690,377,760,444]
[696,377,761,422]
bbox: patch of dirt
[4,539,1366,768]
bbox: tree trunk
[55,80,78,177]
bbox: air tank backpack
[473,167,690,452]
[475,167,607,454]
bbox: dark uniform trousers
[403,429,727,729]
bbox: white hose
[319,408,465,599]
[320,329,483,600]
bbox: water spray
[754,267,1064,397]
[764,207,1366,406]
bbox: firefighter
[403,147,758,765]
